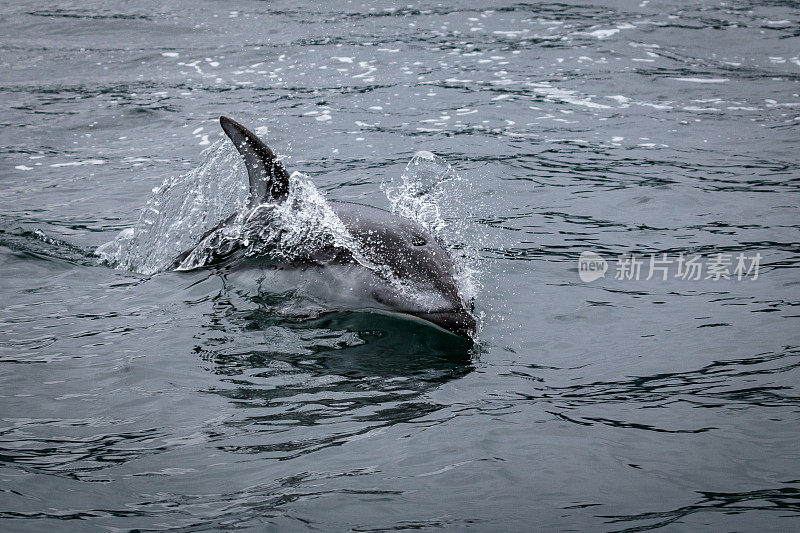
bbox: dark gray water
[2,1,800,531]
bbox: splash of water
[174,171,363,271]
[96,139,248,275]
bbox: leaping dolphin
[171,116,476,340]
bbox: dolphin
[171,116,476,339]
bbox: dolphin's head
[333,202,477,340]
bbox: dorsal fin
[219,116,290,206]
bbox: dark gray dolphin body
[173,116,476,339]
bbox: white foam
[533,86,612,109]
[670,77,729,83]
[588,28,620,39]
[50,159,105,167]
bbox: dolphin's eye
[411,235,427,246]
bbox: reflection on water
[195,289,474,460]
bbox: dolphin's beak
[413,308,477,340]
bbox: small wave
[0,226,97,267]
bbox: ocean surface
[2,1,800,531]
